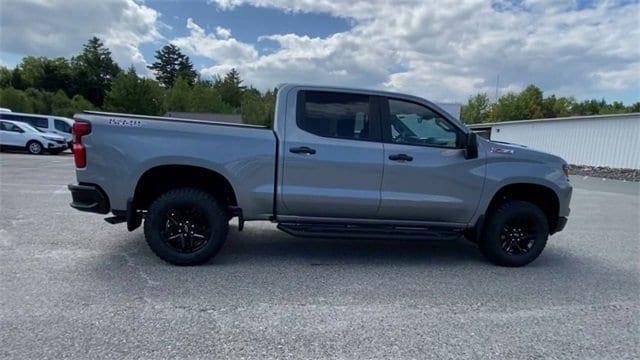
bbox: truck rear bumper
[68,184,110,214]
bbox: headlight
[43,136,59,141]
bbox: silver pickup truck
[69,84,572,267]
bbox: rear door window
[22,116,48,128]
[297,90,378,141]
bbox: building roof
[164,112,244,124]
[468,112,640,128]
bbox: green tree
[217,68,245,108]
[48,90,94,117]
[19,56,73,95]
[572,99,606,116]
[461,93,491,124]
[0,87,33,112]
[165,76,193,112]
[490,93,524,121]
[241,90,275,127]
[517,85,544,119]
[148,44,197,88]
[542,95,575,118]
[71,37,121,107]
[599,101,629,115]
[104,67,164,115]
[190,83,233,113]
[10,68,26,90]
[0,66,13,88]
[24,88,53,114]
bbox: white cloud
[0,0,162,74]
[201,0,639,101]
[172,18,258,64]
[216,26,232,40]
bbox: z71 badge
[108,118,142,127]
[491,146,515,155]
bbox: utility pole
[494,74,500,102]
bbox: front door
[280,90,384,218]
[377,97,484,224]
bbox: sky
[0,0,638,103]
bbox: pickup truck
[68,84,572,267]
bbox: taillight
[72,121,91,168]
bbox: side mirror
[464,132,478,159]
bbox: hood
[482,138,567,165]
[40,132,65,141]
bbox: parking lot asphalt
[0,152,638,359]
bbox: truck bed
[74,111,277,219]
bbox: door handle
[290,146,316,155]
[388,153,413,162]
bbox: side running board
[277,222,465,240]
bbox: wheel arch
[132,164,238,212]
[484,183,560,234]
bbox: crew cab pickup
[69,84,572,267]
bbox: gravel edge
[568,165,640,182]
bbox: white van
[0,112,74,147]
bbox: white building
[469,113,640,169]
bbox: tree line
[461,85,639,124]
[0,36,637,126]
[0,37,275,126]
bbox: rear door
[280,90,384,218]
[378,97,484,223]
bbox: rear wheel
[26,141,43,155]
[480,200,549,267]
[143,188,229,265]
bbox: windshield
[18,122,45,133]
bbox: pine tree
[148,44,197,88]
[218,68,245,108]
[71,37,121,106]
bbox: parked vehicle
[0,112,74,148]
[68,84,572,267]
[0,119,67,154]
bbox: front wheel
[480,200,549,267]
[26,141,43,155]
[144,188,229,265]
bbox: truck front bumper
[552,216,569,234]
[68,184,110,214]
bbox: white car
[0,112,74,148]
[0,119,67,155]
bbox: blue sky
[0,0,638,103]
[140,1,352,70]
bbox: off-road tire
[480,200,549,267]
[144,188,229,265]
